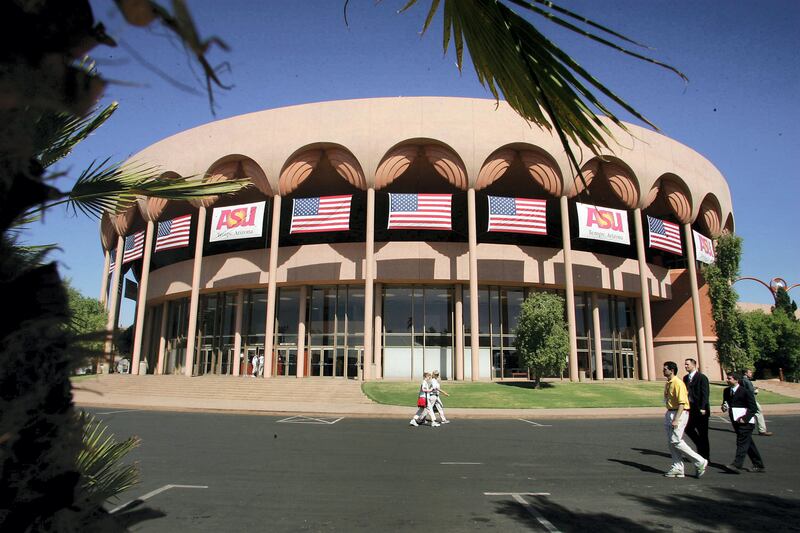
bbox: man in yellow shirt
[663,361,708,478]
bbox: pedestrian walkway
[72,374,800,419]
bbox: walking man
[683,358,710,460]
[722,371,766,472]
[662,361,708,478]
[742,369,773,436]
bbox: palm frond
[26,160,251,220]
[76,412,140,503]
[401,0,686,180]
[36,103,118,168]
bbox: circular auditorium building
[100,97,734,383]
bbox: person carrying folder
[721,371,766,473]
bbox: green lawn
[362,381,800,409]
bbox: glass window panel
[276,288,300,336]
[489,287,500,335]
[574,292,588,336]
[245,290,266,336]
[599,295,612,337]
[383,287,412,334]
[346,287,364,338]
[424,287,451,335]
[503,288,524,334]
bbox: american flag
[122,231,145,264]
[290,195,352,233]
[647,215,682,255]
[387,193,451,230]
[155,214,192,252]
[487,196,547,235]
[108,253,116,274]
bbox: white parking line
[108,484,208,514]
[276,415,343,425]
[518,419,552,427]
[484,492,558,532]
[441,462,483,465]
[94,409,142,415]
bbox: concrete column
[296,285,307,378]
[156,301,168,375]
[373,282,383,379]
[103,235,124,372]
[633,209,656,381]
[131,220,155,374]
[184,206,207,377]
[233,289,244,376]
[591,292,603,381]
[684,223,706,371]
[99,249,111,308]
[560,196,579,381]
[363,187,375,380]
[454,284,464,381]
[467,189,480,381]
[264,195,282,378]
[635,298,649,380]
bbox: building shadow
[491,499,653,533]
[112,506,167,529]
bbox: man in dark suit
[683,358,710,460]
[721,371,766,473]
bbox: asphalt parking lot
[90,409,800,532]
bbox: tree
[774,287,798,321]
[514,293,569,388]
[702,234,752,371]
[65,281,107,373]
[743,309,800,382]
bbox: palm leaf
[27,160,251,220]
[36,103,118,169]
[401,0,687,184]
[76,412,140,503]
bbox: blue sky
[29,1,800,325]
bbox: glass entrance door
[274,347,297,376]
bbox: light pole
[735,276,800,304]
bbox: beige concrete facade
[102,97,734,381]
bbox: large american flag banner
[487,196,547,235]
[155,214,192,252]
[647,215,682,255]
[122,231,145,264]
[290,195,352,233]
[387,193,451,230]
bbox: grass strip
[362,381,800,409]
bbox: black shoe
[725,463,744,473]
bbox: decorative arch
[137,171,180,222]
[475,146,563,197]
[723,213,735,235]
[110,205,138,236]
[697,193,723,237]
[375,141,467,190]
[570,158,639,208]
[100,211,118,251]
[279,146,365,195]
[646,174,693,224]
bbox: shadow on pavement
[607,458,662,474]
[492,499,653,533]
[495,488,800,532]
[113,506,166,529]
[626,489,800,532]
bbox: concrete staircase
[73,374,373,405]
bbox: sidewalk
[71,376,800,420]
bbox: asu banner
[210,201,266,242]
[576,202,630,245]
[693,230,715,264]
